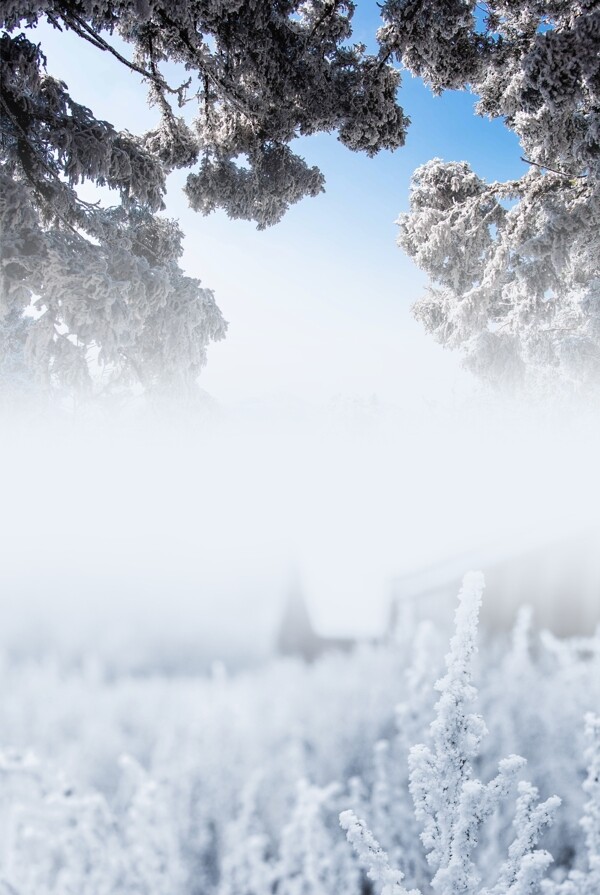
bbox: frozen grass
[0,580,598,894]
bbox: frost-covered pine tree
[1,2,408,398]
[381,1,600,391]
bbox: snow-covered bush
[342,573,562,895]
[0,576,598,894]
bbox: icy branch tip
[461,570,485,595]
[456,570,485,616]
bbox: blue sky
[29,8,527,409]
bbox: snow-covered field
[1,576,598,895]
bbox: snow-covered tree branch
[384,1,600,390]
[1,1,408,398]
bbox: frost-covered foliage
[542,713,600,895]
[1,2,408,397]
[0,26,226,397]
[342,573,563,895]
[0,577,599,894]
[384,1,600,391]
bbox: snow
[0,576,598,893]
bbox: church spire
[276,573,320,661]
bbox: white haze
[1,395,599,670]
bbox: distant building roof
[276,576,356,661]
[391,529,600,637]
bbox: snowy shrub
[0,576,598,894]
[542,713,600,895]
[341,573,561,895]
